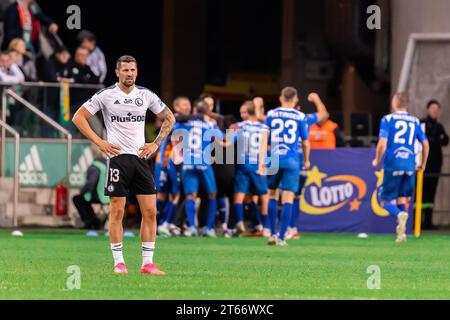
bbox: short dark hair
[173,96,190,108]
[199,93,215,101]
[116,55,137,70]
[281,87,298,102]
[194,100,209,115]
[427,100,441,109]
[78,30,97,43]
[242,101,255,116]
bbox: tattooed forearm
[154,107,176,146]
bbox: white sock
[142,242,155,266]
[111,242,124,266]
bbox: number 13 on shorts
[110,168,120,182]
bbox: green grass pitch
[1,230,449,300]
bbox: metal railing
[1,89,72,187]
[0,119,19,227]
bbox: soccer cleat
[267,235,277,246]
[285,228,294,240]
[224,229,234,238]
[236,222,246,235]
[221,223,228,233]
[183,226,198,237]
[248,230,264,237]
[205,228,217,238]
[113,263,128,274]
[158,225,171,237]
[169,224,181,237]
[396,234,407,243]
[262,228,271,238]
[140,263,166,275]
[396,212,409,239]
[276,239,289,247]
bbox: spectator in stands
[421,100,449,230]
[309,118,346,149]
[72,146,109,230]
[8,38,36,81]
[78,30,107,83]
[70,47,100,84]
[37,45,72,82]
[0,50,25,84]
[2,0,58,54]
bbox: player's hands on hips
[304,160,311,170]
[98,140,120,158]
[139,143,159,160]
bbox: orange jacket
[309,120,338,149]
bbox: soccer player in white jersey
[72,55,175,275]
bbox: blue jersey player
[172,101,224,237]
[157,97,193,237]
[372,93,429,243]
[265,87,311,246]
[231,101,269,235]
[287,93,329,240]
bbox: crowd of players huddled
[153,89,330,246]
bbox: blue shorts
[296,170,307,196]
[182,165,217,194]
[234,167,268,195]
[380,171,415,201]
[158,161,181,194]
[268,166,300,193]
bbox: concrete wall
[391,0,450,90]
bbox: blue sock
[383,201,401,217]
[290,199,300,228]
[156,199,166,215]
[218,198,227,224]
[233,203,244,224]
[279,203,293,241]
[165,202,177,224]
[268,199,278,236]
[206,199,217,231]
[262,214,270,229]
[248,202,262,225]
[161,202,173,224]
[185,199,196,227]
[398,204,406,212]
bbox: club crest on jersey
[107,184,114,193]
[135,98,144,107]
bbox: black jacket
[70,63,99,84]
[421,116,449,172]
[2,1,54,51]
[80,158,106,203]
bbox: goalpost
[397,33,450,237]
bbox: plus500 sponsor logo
[111,114,145,123]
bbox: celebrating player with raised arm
[265,87,311,246]
[286,92,329,240]
[372,93,429,243]
[231,101,269,235]
[72,55,175,275]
